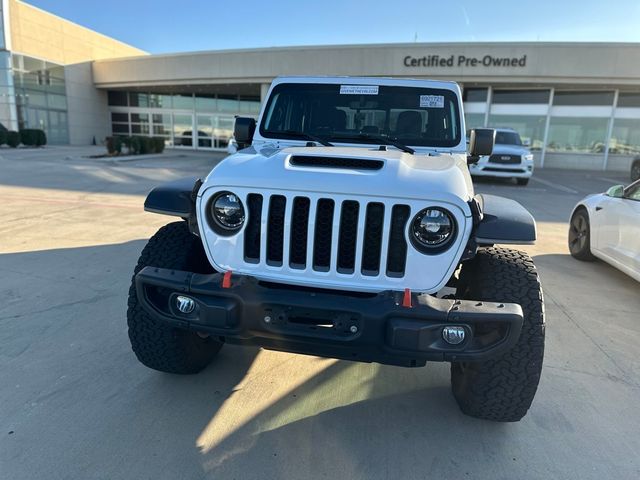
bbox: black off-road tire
[516,178,530,186]
[127,221,222,374]
[568,208,596,261]
[451,247,545,422]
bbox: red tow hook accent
[222,270,232,289]
[402,288,412,308]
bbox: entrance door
[196,115,214,149]
[173,113,194,148]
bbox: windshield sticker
[420,95,445,108]
[340,85,379,95]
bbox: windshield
[260,83,461,148]
[495,131,523,146]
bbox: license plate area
[262,305,361,338]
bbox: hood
[491,144,530,156]
[201,146,473,207]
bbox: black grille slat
[313,199,334,271]
[243,194,263,263]
[361,203,385,275]
[267,195,286,265]
[290,155,384,171]
[337,201,360,273]
[289,197,311,269]
[386,205,410,277]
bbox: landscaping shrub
[152,136,165,153]
[7,131,20,148]
[19,129,47,147]
[105,136,122,155]
[107,136,165,156]
[0,129,7,146]
[35,129,47,146]
[128,136,142,155]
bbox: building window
[617,92,640,108]
[492,89,550,104]
[609,118,640,155]
[129,92,149,107]
[149,94,172,108]
[108,91,128,106]
[488,114,547,151]
[464,113,485,130]
[172,94,194,110]
[553,91,615,106]
[195,94,217,112]
[546,117,610,153]
[463,88,488,103]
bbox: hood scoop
[289,155,384,171]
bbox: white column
[260,83,270,102]
[540,88,554,169]
[602,90,618,171]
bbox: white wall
[64,62,109,145]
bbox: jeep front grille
[243,193,410,278]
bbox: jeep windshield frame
[259,82,462,149]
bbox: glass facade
[0,53,69,144]
[108,91,261,150]
[462,87,640,168]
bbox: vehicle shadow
[0,241,261,479]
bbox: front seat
[395,111,422,136]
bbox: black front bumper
[135,267,523,367]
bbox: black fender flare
[473,194,536,245]
[144,176,201,218]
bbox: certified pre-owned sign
[404,54,527,68]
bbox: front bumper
[136,267,524,367]
[470,164,533,178]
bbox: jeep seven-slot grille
[244,194,409,278]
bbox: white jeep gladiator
[128,76,545,422]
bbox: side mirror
[467,128,495,164]
[522,138,531,147]
[233,117,256,149]
[606,185,624,198]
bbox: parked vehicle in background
[128,76,546,422]
[468,128,534,186]
[631,157,640,182]
[569,179,640,282]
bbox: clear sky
[25,0,640,54]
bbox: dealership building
[1,0,640,171]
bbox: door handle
[595,206,603,211]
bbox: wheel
[568,208,596,261]
[451,247,545,422]
[631,160,640,182]
[127,221,223,374]
[516,178,529,186]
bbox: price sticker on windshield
[340,85,379,95]
[420,95,445,108]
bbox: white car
[569,180,640,281]
[468,128,534,186]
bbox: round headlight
[210,192,245,232]
[411,208,456,252]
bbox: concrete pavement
[1,149,639,480]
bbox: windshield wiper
[331,133,415,154]
[271,130,334,147]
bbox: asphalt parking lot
[1,148,639,480]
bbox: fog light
[176,295,195,314]
[442,326,465,345]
